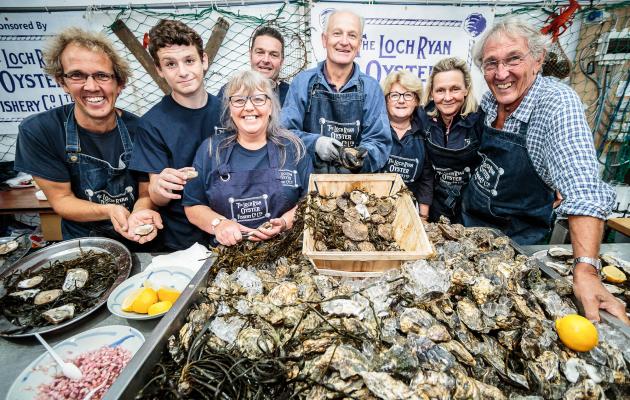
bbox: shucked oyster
[547,247,572,260]
[34,289,63,305]
[134,224,155,236]
[42,304,75,324]
[9,289,41,300]
[0,240,19,255]
[62,268,89,292]
[17,276,44,289]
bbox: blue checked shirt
[480,75,615,220]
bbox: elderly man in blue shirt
[281,10,391,173]
[462,18,627,324]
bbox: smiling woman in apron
[379,71,433,218]
[14,27,160,246]
[419,57,484,224]
[183,71,313,247]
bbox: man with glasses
[281,10,391,173]
[217,26,289,106]
[14,27,160,246]
[463,19,626,324]
[130,19,221,251]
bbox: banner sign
[310,3,494,100]
[0,12,93,134]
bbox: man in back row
[281,10,391,173]
[217,26,289,106]
[130,19,222,251]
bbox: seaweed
[0,249,119,333]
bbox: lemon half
[602,265,626,284]
[158,287,181,303]
[147,300,173,316]
[122,287,158,314]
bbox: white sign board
[0,12,97,135]
[310,3,494,100]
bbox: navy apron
[62,106,137,239]
[425,132,479,224]
[303,75,365,173]
[208,141,298,230]
[461,121,554,245]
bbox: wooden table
[608,218,630,237]
[0,187,61,240]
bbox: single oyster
[336,196,350,211]
[342,221,369,241]
[357,241,375,251]
[544,261,571,276]
[377,224,394,241]
[134,224,155,236]
[349,190,369,205]
[9,289,41,300]
[41,304,75,324]
[257,221,273,230]
[34,289,63,305]
[185,169,198,179]
[343,207,361,222]
[547,247,572,260]
[316,197,337,212]
[62,268,89,292]
[17,276,44,289]
[0,240,19,255]
[375,199,394,216]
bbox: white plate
[107,266,193,320]
[6,325,144,400]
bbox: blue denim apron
[461,121,554,245]
[425,132,479,224]
[207,141,298,229]
[303,76,365,173]
[62,106,137,239]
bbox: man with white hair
[461,18,626,324]
[281,10,391,173]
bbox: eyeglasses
[387,91,417,102]
[62,71,116,84]
[229,94,270,108]
[481,52,531,74]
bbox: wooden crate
[303,173,435,275]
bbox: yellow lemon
[157,287,181,303]
[126,287,158,314]
[147,300,173,316]
[121,288,143,312]
[555,314,598,352]
[602,265,626,284]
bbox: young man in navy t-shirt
[130,19,221,251]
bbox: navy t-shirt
[129,93,221,250]
[182,136,312,227]
[14,104,142,236]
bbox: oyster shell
[41,304,75,324]
[357,241,376,251]
[9,289,40,300]
[336,196,350,210]
[349,190,369,205]
[134,224,155,236]
[547,247,573,260]
[185,169,198,179]
[62,268,89,292]
[34,289,63,305]
[377,224,394,241]
[316,197,337,212]
[0,240,19,255]
[342,221,369,241]
[17,276,43,289]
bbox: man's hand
[108,204,131,236]
[214,219,254,247]
[125,209,163,244]
[573,263,630,325]
[339,146,368,171]
[315,137,342,162]
[152,167,195,201]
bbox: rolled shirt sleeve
[541,83,615,219]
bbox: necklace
[391,121,411,131]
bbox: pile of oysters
[307,189,401,251]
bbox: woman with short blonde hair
[418,57,484,223]
[380,70,433,218]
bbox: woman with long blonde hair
[420,57,484,223]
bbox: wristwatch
[572,256,602,275]
[211,217,226,234]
